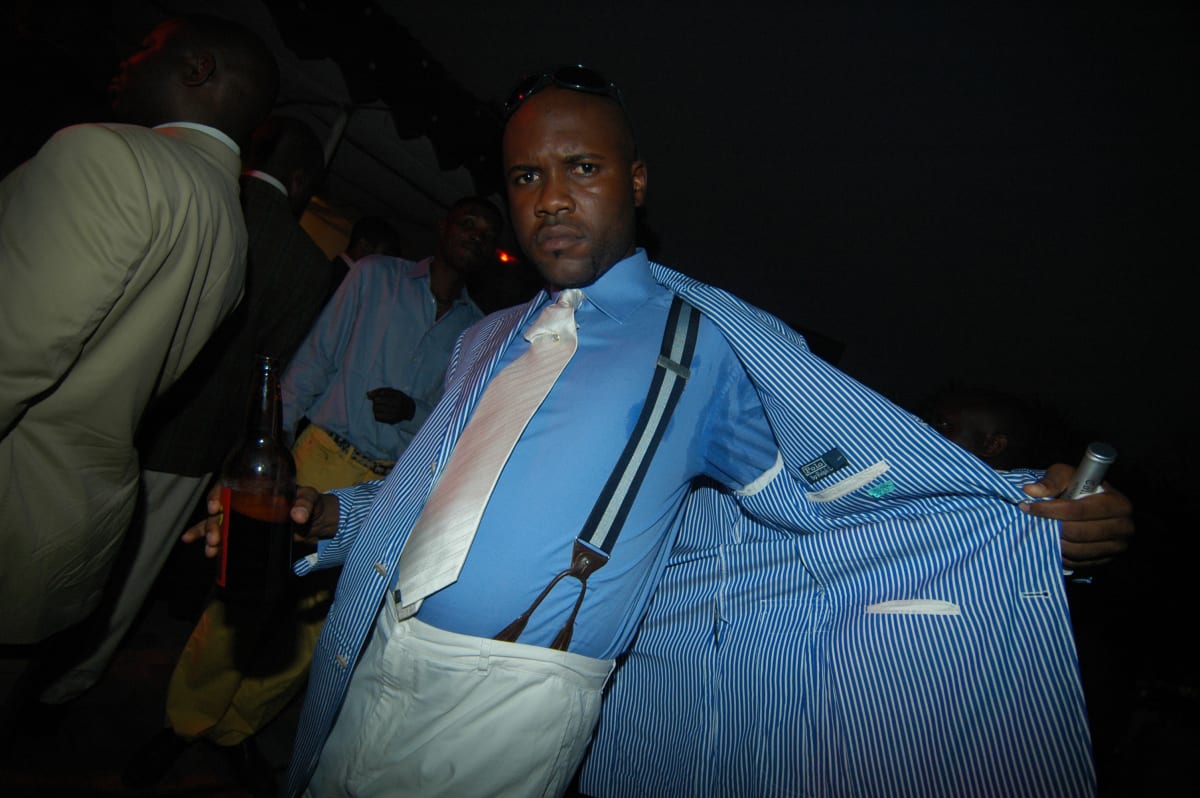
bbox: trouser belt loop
[477,639,492,675]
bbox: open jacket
[286,260,1092,797]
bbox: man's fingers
[1021,482,1130,521]
[1020,473,1135,567]
[1021,463,1073,499]
[1062,536,1128,569]
[180,516,222,558]
[180,520,205,544]
[291,485,321,525]
[1060,515,1136,546]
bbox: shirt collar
[563,248,658,324]
[242,169,289,197]
[153,121,240,156]
[410,256,433,279]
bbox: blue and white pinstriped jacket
[286,259,1092,797]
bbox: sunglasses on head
[503,65,625,119]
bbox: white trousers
[305,594,614,798]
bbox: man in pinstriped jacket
[188,67,1132,797]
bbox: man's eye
[571,163,598,176]
[512,171,537,186]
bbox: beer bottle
[216,354,296,605]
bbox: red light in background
[497,249,514,263]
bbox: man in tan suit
[0,15,279,647]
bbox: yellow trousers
[165,586,332,745]
[290,424,395,493]
[165,424,390,744]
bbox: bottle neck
[245,355,284,443]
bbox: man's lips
[535,224,583,250]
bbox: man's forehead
[450,203,499,226]
[503,88,633,160]
[506,88,624,133]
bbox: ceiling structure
[1,0,540,307]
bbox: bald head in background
[109,14,279,149]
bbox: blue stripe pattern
[287,261,1093,797]
[579,265,1092,796]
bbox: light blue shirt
[281,255,482,460]
[414,254,778,657]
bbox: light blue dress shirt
[287,251,1093,797]
[414,255,778,657]
[281,255,482,460]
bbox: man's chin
[533,256,610,290]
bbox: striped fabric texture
[286,259,1092,797]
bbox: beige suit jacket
[0,123,246,642]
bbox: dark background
[400,2,1194,484]
[401,2,1198,722]
[2,0,1195,745]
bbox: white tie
[394,289,583,616]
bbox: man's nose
[534,172,573,216]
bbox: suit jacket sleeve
[0,126,153,434]
[240,181,336,364]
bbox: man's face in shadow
[439,203,500,277]
[110,20,186,126]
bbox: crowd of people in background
[0,9,1157,798]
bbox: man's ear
[631,160,648,208]
[182,50,217,87]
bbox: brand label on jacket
[800,447,849,485]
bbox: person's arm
[280,272,363,437]
[182,478,387,572]
[1020,463,1134,569]
[181,484,339,557]
[0,126,151,433]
